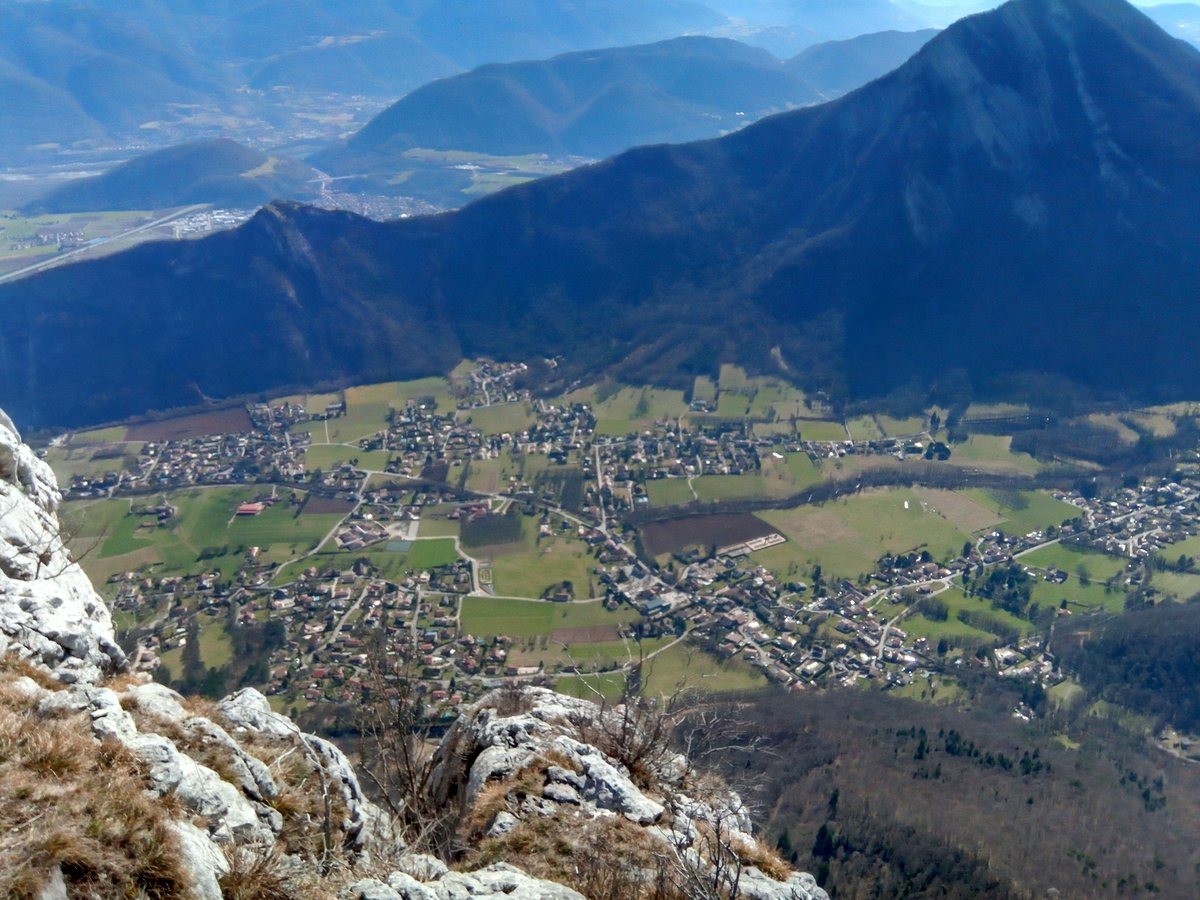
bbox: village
[49,361,1200,722]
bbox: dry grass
[0,698,187,898]
[474,812,676,900]
[220,847,310,900]
[733,836,791,881]
[0,656,64,692]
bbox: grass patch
[646,478,695,507]
[756,488,974,582]
[641,642,767,696]
[486,520,600,599]
[460,597,639,638]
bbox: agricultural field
[464,456,515,494]
[506,634,675,673]
[902,586,1032,646]
[0,209,164,278]
[459,597,640,638]
[795,419,849,442]
[1019,544,1129,580]
[845,416,884,441]
[462,403,536,435]
[407,538,460,570]
[71,425,130,444]
[692,376,717,403]
[304,444,391,472]
[942,435,1041,474]
[641,513,778,557]
[645,478,696,508]
[126,407,252,441]
[565,384,687,436]
[310,378,455,443]
[960,488,1079,536]
[65,488,344,585]
[45,444,143,483]
[483,518,600,599]
[755,488,975,582]
[640,642,767,696]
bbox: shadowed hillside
[3,0,1200,430]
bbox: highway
[0,204,209,284]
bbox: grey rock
[386,871,438,900]
[545,765,584,790]
[484,810,519,838]
[170,820,229,900]
[434,864,586,900]
[35,865,67,900]
[542,782,581,805]
[343,878,402,900]
[218,687,295,739]
[396,853,448,881]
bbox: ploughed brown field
[551,625,621,643]
[641,513,776,556]
[301,495,357,516]
[126,407,253,441]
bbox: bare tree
[354,623,461,856]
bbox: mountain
[24,139,322,213]
[316,37,818,167]
[0,0,725,162]
[786,28,938,93]
[0,2,235,159]
[707,0,923,55]
[316,31,938,174]
[1144,2,1200,45]
[3,0,1200,430]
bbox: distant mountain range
[2,0,1199,430]
[315,31,936,174]
[3,0,1195,164]
[0,0,723,161]
[24,140,321,213]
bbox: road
[0,204,210,284]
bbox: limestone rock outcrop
[427,688,829,900]
[0,418,125,682]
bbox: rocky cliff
[0,413,824,899]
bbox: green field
[407,539,460,569]
[485,520,600,599]
[796,420,848,442]
[1020,544,1128,580]
[566,384,688,436]
[692,376,717,403]
[45,445,143,483]
[902,587,1032,645]
[460,597,640,638]
[640,643,767,696]
[555,673,629,700]
[463,403,536,435]
[755,488,975,582]
[507,634,675,672]
[66,488,344,584]
[945,435,1041,474]
[464,457,514,494]
[304,444,391,472]
[646,478,696,507]
[313,378,456,442]
[71,425,130,444]
[961,489,1079,535]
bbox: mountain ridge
[24,139,322,213]
[3,0,1200,429]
